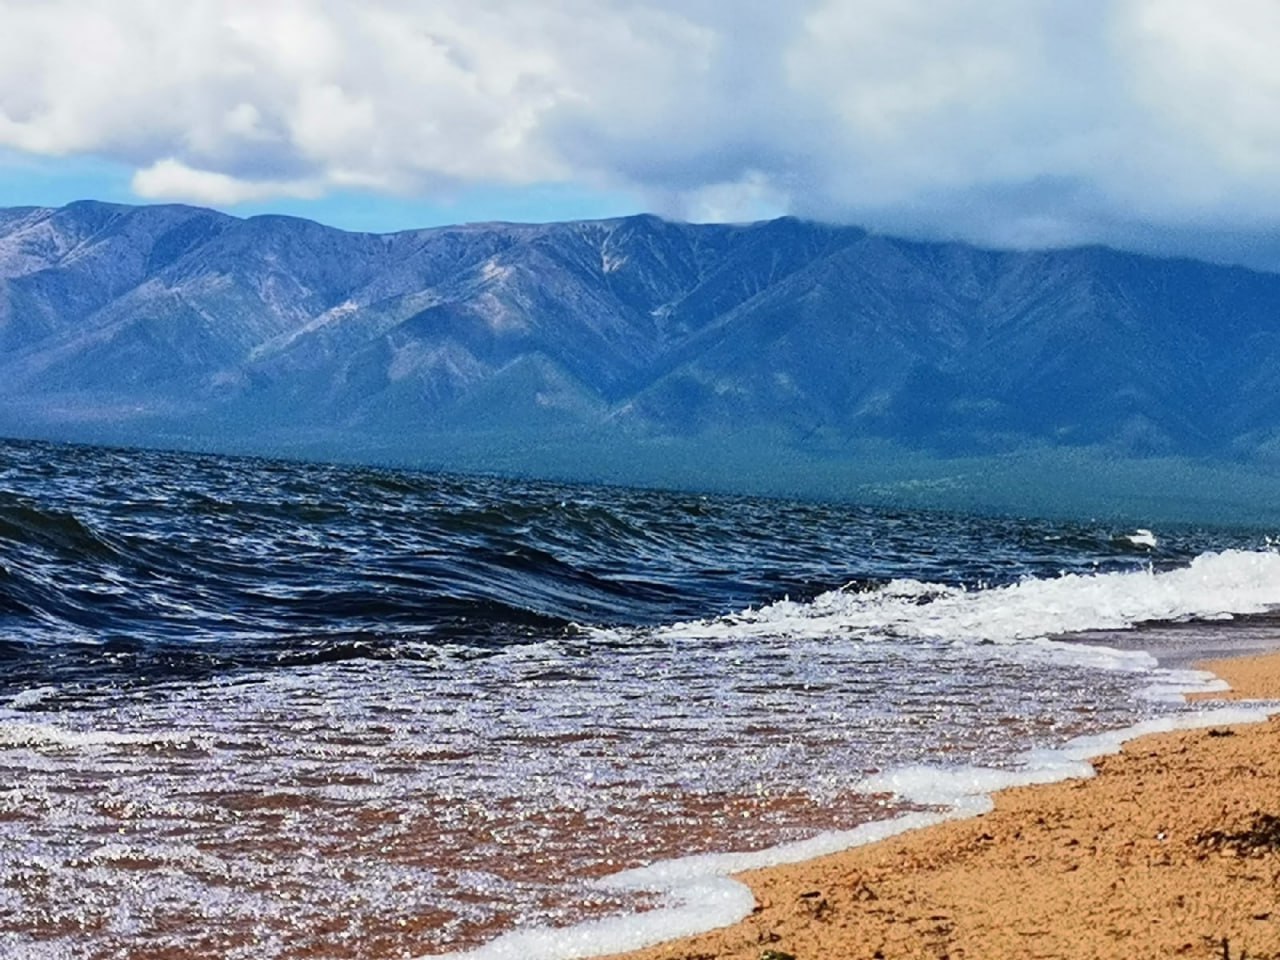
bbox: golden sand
[606,651,1280,960]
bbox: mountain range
[3,199,1280,498]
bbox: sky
[3,0,1280,269]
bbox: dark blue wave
[0,437,1266,695]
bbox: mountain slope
[2,201,1279,470]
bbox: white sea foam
[646,548,1280,649]
[0,716,209,751]
[438,702,1278,960]
[1138,668,1229,703]
[8,686,59,710]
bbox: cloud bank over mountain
[3,2,1280,267]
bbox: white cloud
[675,171,791,224]
[132,158,321,205]
[1117,0,1280,208]
[4,0,1280,262]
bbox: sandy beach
[606,651,1280,960]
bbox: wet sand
[606,651,1280,960]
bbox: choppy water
[1,438,1278,959]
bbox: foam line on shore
[433,694,1279,960]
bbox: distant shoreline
[603,650,1280,960]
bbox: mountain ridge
[3,199,1280,482]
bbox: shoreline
[591,650,1280,960]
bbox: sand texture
[607,652,1280,960]
[1194,653,1280,702]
